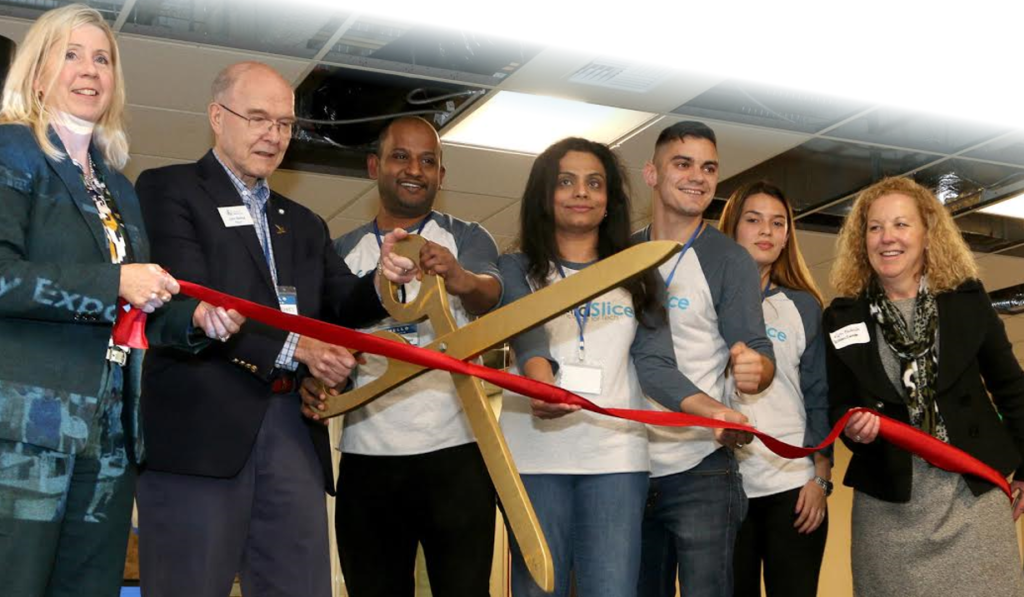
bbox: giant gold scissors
[323,236,680,591]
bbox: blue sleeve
[630,318,702,411]
[791,290,833,462]
[497,253,556,373]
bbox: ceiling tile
[718,138,939,213]
[117,35,308,113]
[793,230,838,268]
[269,170,373,219]
[614,115,811,177]
[126,106,212,160]
[479,201,520,238]
[824,107,1009,155]
[1001,316,1024,344]
[440,144,534,198]
[975,252,1024,291]
[119,0,341,59]
[911,158,1024,204]
[334,186,516,226]
[499,48,724,114]
[326,216,367,239]
[963,132,1024,167]
[0,15,30,44]
[122,153,189,183]
[673,80,869,134]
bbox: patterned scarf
[867,276,941,437]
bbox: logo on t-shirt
[574,301,635,320]
[766,325,788,343]
[667,295,691,311]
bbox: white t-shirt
[333,212,502,456]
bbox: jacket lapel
[829,297,906,405]
[266,194,294,288]
[45,129,108,260]
[196,151,275,292]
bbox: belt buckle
[106,346,129,366]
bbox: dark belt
[271,372,297,394]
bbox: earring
[603,211,608,219]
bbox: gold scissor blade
[441,240,680,358]
[322,240,679,416]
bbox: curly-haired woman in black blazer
[825,176,1024,596]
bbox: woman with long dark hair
[719,181,831,596]
[499,137,748,597]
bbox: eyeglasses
[217,103,295,136]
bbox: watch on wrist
[813,475,833,497]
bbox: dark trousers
[336,442,496,597]
[137,394,331,597]
[0,365,134,597]
[733,486,828,597]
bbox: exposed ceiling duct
[990,284,1024,315]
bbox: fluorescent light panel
[980,192,1024,219]
[281,0,1024,129]
[442,91,655,154]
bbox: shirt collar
[213,150,271,207]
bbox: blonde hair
[830,176,978,297]
[0,4,129,169]
[719,180,824,307]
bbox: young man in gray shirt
[633,121,775,597]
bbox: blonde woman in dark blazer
[825,176,1024,596]
[0,5,241,595]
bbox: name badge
[277,286,299,316]
[558,362,603,396]
[830,322,870,349]
[218,206,254,228]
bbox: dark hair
[655,120,717,149]
[515,137,662,325]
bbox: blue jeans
[638,448,748,597]
[511,472,649,597]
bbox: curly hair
[830,177,978,297]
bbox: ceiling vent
[567,59,672,93]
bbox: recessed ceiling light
[441,91,655,154]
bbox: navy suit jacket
[137,150,386,491]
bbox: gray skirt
[852,456,1024,596]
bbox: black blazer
[0,124,193,462]
[824,279,1024,502]
[137,150,386,491]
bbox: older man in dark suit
[134,61,398,597]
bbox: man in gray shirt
[302,116,502,596]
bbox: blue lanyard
[372,212,432,248]
[555,262,590,362]
[663,221,705,289]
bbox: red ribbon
[114,281,1012,498]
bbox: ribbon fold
[114,281,1012,499]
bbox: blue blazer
[0,123,195,461]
